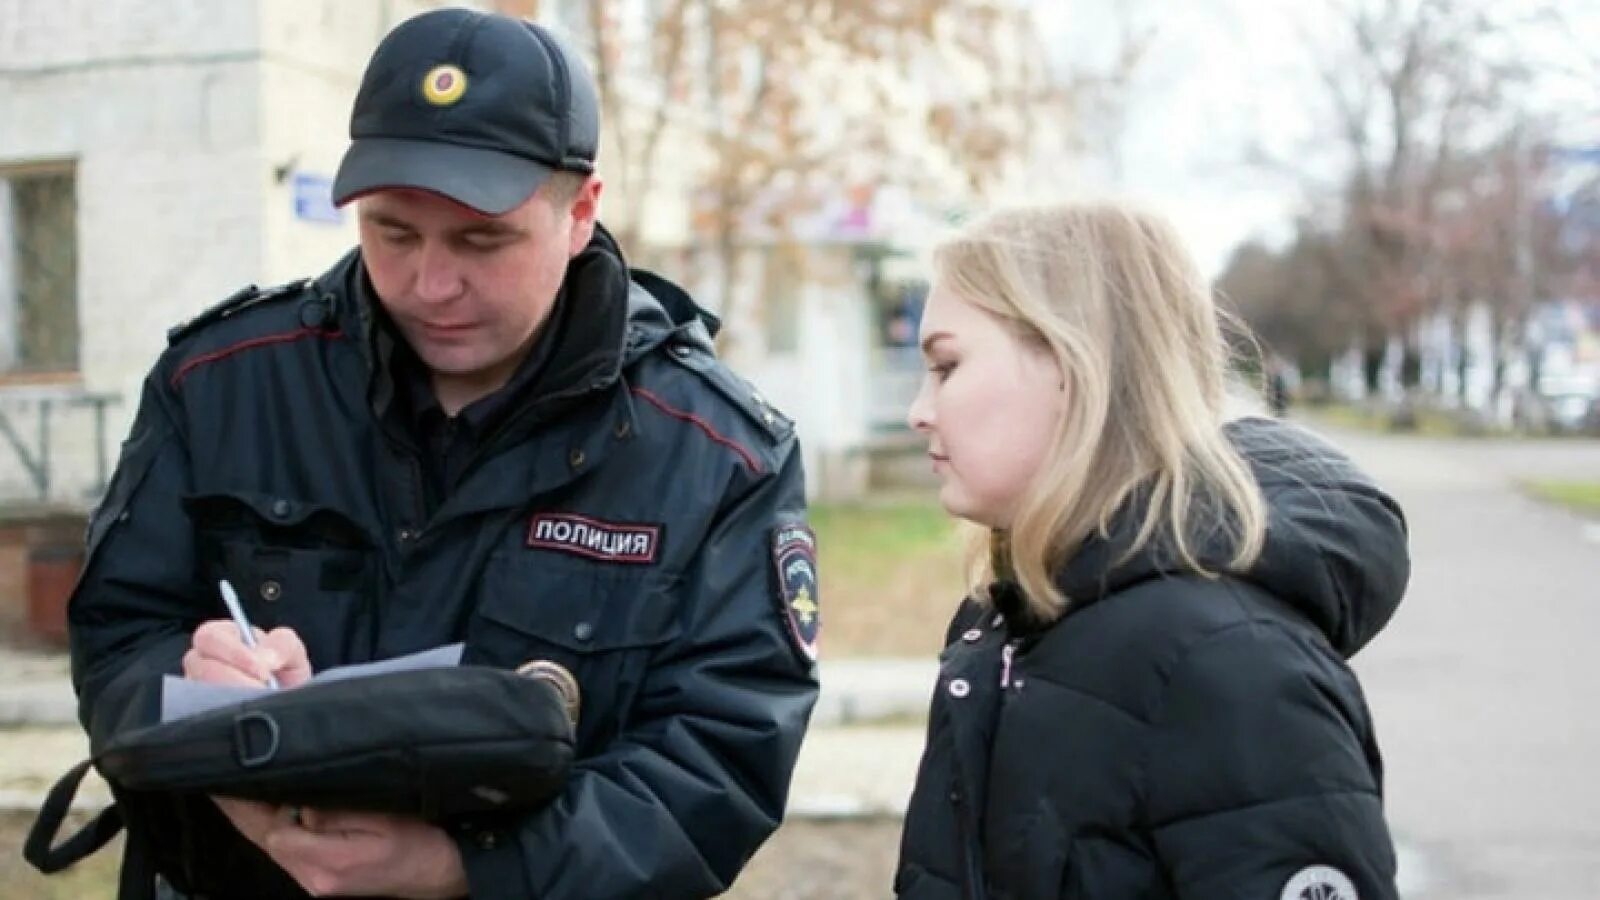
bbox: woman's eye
[928,362,956,381]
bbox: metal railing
[0,386,120,505]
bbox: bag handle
[24,758,125,874]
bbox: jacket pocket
[183,491,377,670]
[466,552,682,750]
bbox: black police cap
[333,8,599,216]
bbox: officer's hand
[213,799,469,899]
[183,620,313,689]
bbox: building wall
[0,0,266,503]
[715,245,873,499]
[257,0,380,282]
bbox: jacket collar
[320,225,636,445]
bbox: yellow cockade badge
[422,65,468,106]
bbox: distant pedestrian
[1267,354,1293,417]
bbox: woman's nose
[907,377,934,432]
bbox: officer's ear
[566,175,604,258]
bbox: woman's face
[907,285,1066,529]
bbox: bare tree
[1244,0,1550,407]
[572,0,1143,350]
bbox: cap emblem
[421,64,468,106]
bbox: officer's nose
[413,243,466,303]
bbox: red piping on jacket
[630,386,764,474]
[171,329,344,388]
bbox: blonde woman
[895,203,1408,900]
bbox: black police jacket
[68,229,820,899]
[896,418,1410,900]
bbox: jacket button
[569,449,586,469]
[670,344,693,358]
[961,628,983,643]
[397,528,418,543]
[474,830,497,851]
[270,499,291,519]
[947,678,970,698]
[614,420,631,439]
[573,622,595,642]
[298,298,332,330]
[259,580,282,603]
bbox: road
[1319,425,1600,898]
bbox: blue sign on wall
[291,172,343,225]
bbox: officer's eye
[459,233,514,253]
[380,227,418,246]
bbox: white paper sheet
[159,643,464,723]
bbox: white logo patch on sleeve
[1280,865,1358,900]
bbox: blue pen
[218,580,281,689]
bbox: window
[0,164,79,375]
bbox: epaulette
[166,278,315,346]
[662,342,794,443]
[632,268,723,337]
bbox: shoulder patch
[662,343,794,442]
[772,523,820,662]
[166,278,314,346]
[1280,865,1358,900]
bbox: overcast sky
[1034,0,1599,279]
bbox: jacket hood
[1049,417,1410,657]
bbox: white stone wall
[719,246,872,499]
[257,0,378,281]
[0,0,267,503]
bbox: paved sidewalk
[0,647,74,728]
[813,657,935,727]
[1302,422,1600,899]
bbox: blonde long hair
[933,202,1267,622]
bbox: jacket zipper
[1000,641,1018,689]
[950,777,989,900]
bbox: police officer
[68,8,819,898]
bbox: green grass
[1522,480,1600,518]
[810,497,959,584]
[808,495,971,657]
[1307,402,1488,438]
